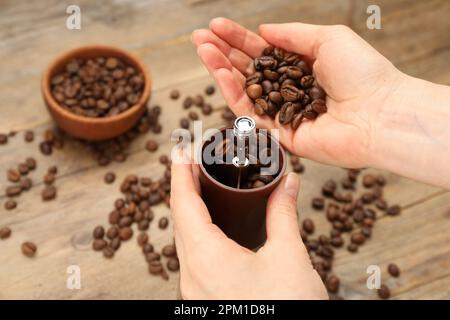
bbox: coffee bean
[376,174,386,186]
[387,263,400,277]
[202,103,213,115]
[162,244,176,257]
[41,185,57,201]
[322,180,337,197]
[255,56,277,69]
[362,174,376,188]
[106,226,119,239]
[291,113,303,130]
[180,118,189,129]
[138,219,150,231]
[104,172,116,184]
[7,169,21,182]
[246,84,263,100]
[4,199,17,210]
[24,130,34,142]
[142,243,154,254]
[92,239,107,251]
[302,218,315,234]
[25,157,37,170]
[119,216,133,228]
[188,111,199,121]
[0,134,8,145]
[205,85,215,95]
[39,141,52,155]
[377,284,390,299]
[309,86,326,100]
[193,94,204,106]
[0,227,12,239]
[167,258,180,272]
[110,238,121,251]
[302,104,318,119]
[148,261,163,275]
[21,241,37,258]
[109,210,121,225]
[311,99,327,114]
[43,173,55,185]
[118,227,133,240]
[350,232,365,245]
[6,186,22,197]
[20,178,32,191]
[300,75,315,88]
[146,140,158,152]
[330,236,344,248]
[170,89,180,100]
[325,275,340,293]
[93,226,105,239]
[280,84,301,102]
[278,102,295,124]
[103,246,115,258]
[347,243,358,253]
[158,217,169,229]
[183,96,193,109]
[137,232,148,246]
[386,205,401,216]
[312,197,325,210]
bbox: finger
[170,148,215,243]
[210,17,268,58]
[258,23,330,58]
[196,43,246,86]
[192,29,254,76]
[265,172,302,243]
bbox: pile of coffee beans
[91,155,179,280]
[51,57,144,118]
[297,169,403,299]
[39,128,65,156]
[245,46,327,129]
[4,157,36,210]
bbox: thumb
[265,172,302,243]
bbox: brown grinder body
[198,127,286,250]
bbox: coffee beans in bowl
[42,45,151,141]
[245,46,327,129]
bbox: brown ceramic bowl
[41,45,151,141]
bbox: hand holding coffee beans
[246,46,326,129]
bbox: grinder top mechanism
[232,116,256,168]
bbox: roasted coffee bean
[162,244,177,257]
[280,84,301,102]
[312,197,325,210]
[109,210,121,225]
[322,180,337,197]
[306,240,319,251]
[21,241,37,257]
[146,252,161,263]
[278,102,295,124]
[325,275,340,293]
[170,89,180,100]
[41,185,57,201]
[137,232,149,246]
[188,111,199,121]
[158,217,169,229]
[118,227,133,241]
[376,174,386,186]
[286,66,303,79]
[138,219,150,231]
[361,226,372,238]
[302,218,315,234]
[362,174,376,188]
[167,258,180,272]
[311,99,327,114]
[93,226,105,239]
[302,104,318,119]
[145,139,158,152]
[6,186,22,197]
[388,263,400,277]
[148,261,163,275]
[183,96,194,109]
[18,163,29,175]
[255,56,278,69]
[246,84,263,100]
[142,243,154,254]
[330,236,344,248]
[254,99,266,116]
[261,80,273,94]
[377,284,390,299]
[93,238,107,251]
[0,227,12,239]
[309,86,326,100]
[292,162,304,173]
[205,85,215,95]
[387,205,401,216]
[347,243,358,253]
[118,216,133,228]
[39,141,52,155]
[7,169,21,182]
[0,134,8,145]
[291,113,303,130]
[246,72,263,85]
[25,157,37,170]
[24,130,34,142]
[110,238,121,251]
[300,75,315,88]
[104,172,116,184]
[43,173,55,185]
[350,232,365,245]
[4,199,17,210]
[202,103,213,115]
[180,118,190,129]
[103,246,115,258]
[106,226,119,239]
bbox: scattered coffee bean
[158,217,169,229]
[43,173,55,185]
[162,244,176,257]
[118,227,133,241]
[146,140,158,152]
[25,157,37,170]
[93,226,105,239]
[325,275,340,293]
[387,263,400,277]
[41,185,57,201]
[7,169,21,183]
[6,186,22,197]
[93,239,107,251]
[24,130,34,142]
[362,174,376,188]
[103,246,115,258]
[350,232,365,245]
[167,258,180,272]
[137,232,148,246]
[180,118,189,129]
[21,241,37,257]
[205,85,215,95]
[142,243,154,254]
[104,172,116,184]
[188,111,199,121]
[0,134,8,145]
[302,219,315,234]
[4,200,17,210]
[377,284,390,299]
[386,205,401,216]
[312,197,325,210]
[20,178,33,191]
[170,89,180,100]
[0,227,12,239]
[347,243,358,253]
[148,261,163,275]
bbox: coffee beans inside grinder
[199,116,286,249]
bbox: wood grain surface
[0,0,449,299]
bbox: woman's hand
[170,149,327,299]
[191,18,403,168]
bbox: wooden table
[0,0,449,300]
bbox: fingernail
[284,172,300,199]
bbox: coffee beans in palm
[245,46,327,126]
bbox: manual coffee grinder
[198,116,286,250]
